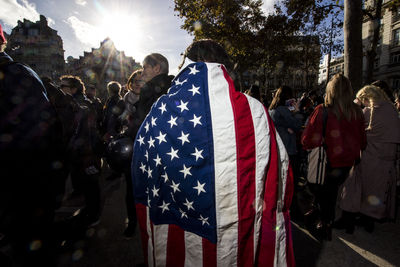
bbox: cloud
[75,0,87,6]
[0,0,40,27]
[65,16,102,47]
[261,0,278,15]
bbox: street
[55,169,400,267]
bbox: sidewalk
[55,170,400,267]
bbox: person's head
[0,24,7,52]
[142,53,169,82]
[59,75,85,96]
[180,39,233,73]
[356,85,389,107]
[85,84,97,99]
[371,80,393,101]
[325,73,360,121]
[248,84,261,101]
[356,85,396,130]
[127,69,145,95]
[269,85,293,110]
[107,81,121,97]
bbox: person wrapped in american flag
[131,39,294,267]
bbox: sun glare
[100,13,143,58]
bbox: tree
[173,0,266,90]
[344,0,363,92]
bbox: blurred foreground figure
[131,39,294,266]
[0,24,60,266]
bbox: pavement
[54,167,400,267]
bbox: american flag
[132,62,294,267]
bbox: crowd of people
[1,20,400,266]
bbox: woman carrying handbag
[301,74,366,240]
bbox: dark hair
[143,53,169,74]
[107,81,121,96]
[180,39,233,72]
[269,86,293,110]
[248,84,261,101]
[60,75,85,94]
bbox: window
[390,52,400,64]
[393,78,400,90]
[393,28,400,46]
[393,7,400,23]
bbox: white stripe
[184,231,203,267]
[206,63,238,267]
[153,224,169,267]
[244,95,271,260]
[274,132,289,267]
[146,207,154,267]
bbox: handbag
[307,107,328,184]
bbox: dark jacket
[131,73,174,139]
[103,95,125,138]
[0,52,60,235]
[269,106,302,155]
[0,51,59,156]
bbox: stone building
[65,38,141,101]
[5,15,65,79]
[362,0,400,91]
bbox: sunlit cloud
[75,0,87,6]
[47,17,55,26]
[65,16,102,47]
[0,0,40,28]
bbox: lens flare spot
[367,195,380,206]
[30,240,42,251]
[72,249,84,261]
[52,160,63,170]
[330,129,340,138]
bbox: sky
[0,0,277,75]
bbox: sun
[100,12,143,58]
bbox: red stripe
[284,165,295,267]
[166,224,185,267]
[136,203,149,266]
[202,238,217,267]
[222,66,255,266]
[256,111,279,266]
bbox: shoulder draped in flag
[131,62,294,267]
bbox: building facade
[318,55,344,85]
[362,0,400,91]
[5,15,65,79]
[65,38,141,101]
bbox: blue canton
[132,62,217,243]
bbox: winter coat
[340,101,400,219]
[269,106,302,155]
[130,73,173,139]
[302,104,367,168]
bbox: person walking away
[59,75,103,227]
[116,69,144,238]
[85,84,103,132]
[338,85,400,233]
[269,86,302,179]
[302,74,366,240]
[131,39,294,266]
